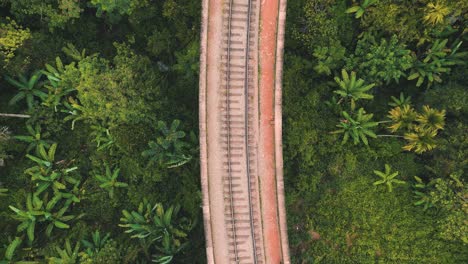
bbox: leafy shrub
[0,18,31,69]
[346,34,413,84]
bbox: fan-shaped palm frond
[387,105,417,132]
[416,105,445,131]
[403,126,438,154]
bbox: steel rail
[242,0,258,263]
[224,0,239,262]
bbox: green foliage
[333,69,375,107]
[119,199,194,262]
[90,124,115,152]
[312,43,346,75]
[416,105,446,131]
[89,0,148,23]
[403,126,438,154]
[388,92,412,107]
[429,174,468,244]
[69,43,162,128]
[345,0,378,19]
[423,2,451,25]
[2,0,82,30]
[332,108,379,146]
[387,104,446,154]
[81,230,110,258]
[93,163,128,199]
[41,57,76,112]
[9,190,79,242]
[373,164,406,192]
[49,240,80,264]
[408,39,467,87]
[293,0,353,51]
[1,237,22,262]
[0,18,31,69]
[387,105,417,132]
[0,188,8,196]
[6,71,46,110]
[0,126,12,163]
[14,124,52,154]
[359,1,423,43]
[412,176,435,211]
[296,173,467,263]
[142,120,192,169]
[346,34,413,84]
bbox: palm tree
[403,126,438,154]
[387,105,417,132]
[332,108,379,146]
[6,71,46,109]
[373,164,406,192]
[423,2,450,25]
[416,105,445,131]
[334,69,375,108]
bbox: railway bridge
[199,0,290,263]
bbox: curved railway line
[199,0,289,263]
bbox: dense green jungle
[0,0,466,263]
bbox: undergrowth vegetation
[284,0,467,263]
[0,1,203,263]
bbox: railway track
[221,0,262,263]
[199,0,290,263]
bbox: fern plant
[373,164,406,192]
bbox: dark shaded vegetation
[0,1,204,263]
[284,0,467,263]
